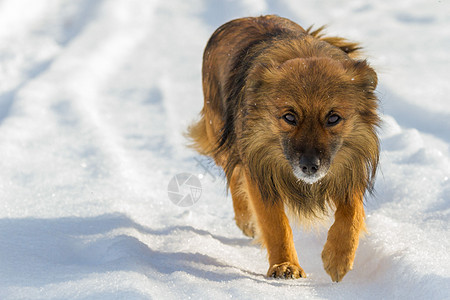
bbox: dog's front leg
[322,192,365,282]
[244,171,306,279]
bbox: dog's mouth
[287,154,331,185]
[292,165,328,184]
[282,140,335,185]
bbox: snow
[0,0,449,299]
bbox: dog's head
[247,56,378,185]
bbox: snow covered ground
[0,0,449,299]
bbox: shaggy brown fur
[188,15,379,282]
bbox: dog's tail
[185,116,213,156]
[307,26,362,58]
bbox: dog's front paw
[267,262,306,279]
[321,242,354,282]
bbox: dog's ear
[247,62,277,93]
[345,60,378,92]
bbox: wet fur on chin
[292,166,326,185]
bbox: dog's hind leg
[229,165,256,238]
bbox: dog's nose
[299,155,320,175]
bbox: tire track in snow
[38,1,161,200]
[0,1,105,125]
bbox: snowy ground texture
[0,0,449,299]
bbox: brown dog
[188,15,379,282]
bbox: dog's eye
[327,114,341,126]
[283,113,297,125]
